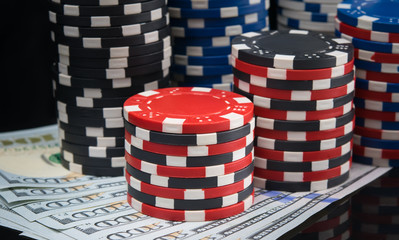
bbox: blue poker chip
[354,59,399,74]
[172,36,235,47]
[356,117,399,130]
[276,0,338,13]
[172,64,232,76]
[277,14,334,32]
[356,78,399,93]
[172,44,231,56]
[174,54,230,65]
[169,0,269,18]
[354,97,399,112]
[278,7,335,22]
[172,73,233,84]
[168,0,262,8]
[171,18,267,37]
[354,134,399,150]
[337,0,399,33]
[335,30,399,54]
[353,154,399,167]
[170,10,268,28]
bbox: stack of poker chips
[351,169,399,239]
[276,0,341,33]
[48,0,171,176]
[231,30,355,192]
[335,0,399,168]
[123,87,255,221]
[167,0,270,90]
[291,199,351,240]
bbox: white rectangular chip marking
[163,118,186,133]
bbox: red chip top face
[123,87,254,134]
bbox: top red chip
[123,87,254,134]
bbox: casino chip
[276,0,341,32]
[123,87,255,221]
[48,0,171,176]
[335,0,399,167]
[232,30,355,191]
[167,0,270,89]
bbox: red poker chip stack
[123,87,256,221]
[231,30,355,192]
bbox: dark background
[0,1,57,133]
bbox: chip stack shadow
[48,0,171,176]
[335,0,399,167]
[123,87,255,221]
[275,0,341,33]
[291,198,352,239]
[231,30,355,191]
[167,0,270,91]
[351,169,399,239]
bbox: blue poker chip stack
[291,198,351,239]
[335,0,399,167]
[275,0,341,33]
[167,0,270,90]
[231,30,355,192]
[47,0,171,176]
[351,169,399,239]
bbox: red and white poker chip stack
[123,87,255,221]
[231,30,355,192]
[335,0,399,168]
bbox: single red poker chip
[355,108,399,121]
[127,191,254,221]
[125,150,253,178]
[124,129,253,156]
[354,144,399,159]
[354,48,399,64]
[356,88,399,102]
[231,56,354,80]
[355,126,399,140]
[234,78,355,101]
[254,141,353,162]
[124,169,253,200]
[123,87,254,134]
[357,69,399,83]
[254,159,351,182]
[335,17,399,43]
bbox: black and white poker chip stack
[47,0,171,176]
[167,0,270,91]
[231,30,355,191]
[275,0,341,33]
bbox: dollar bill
[12,189,127,221]
[0,179,126,203]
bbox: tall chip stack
[335,0,399,168]
[123,87,255,221]
[167,0,270,91]
[47,0,171,176]
[231,30,355,191]
[291,199,352,239]
[276,0,341,33]
[351,169,399,239]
